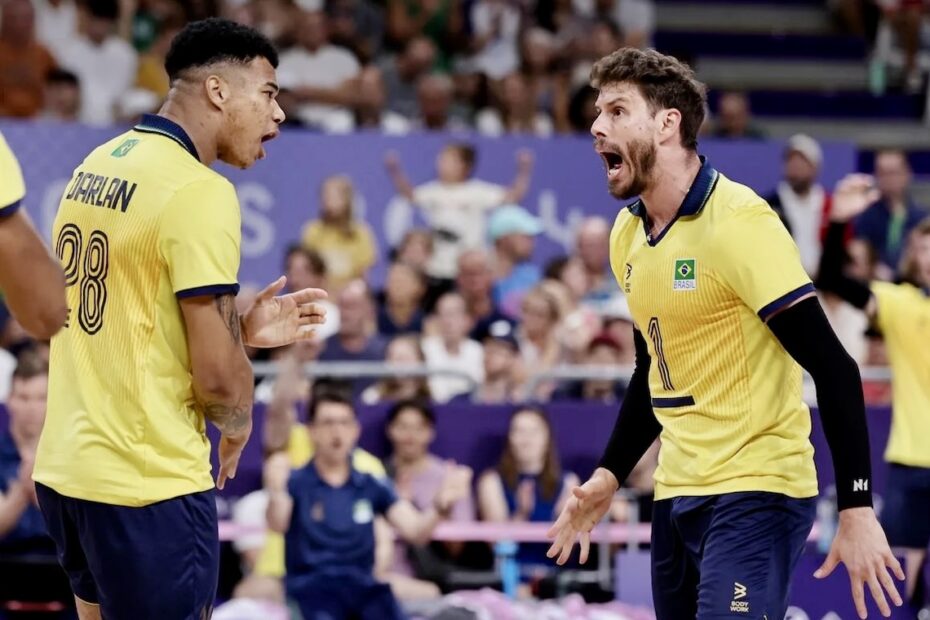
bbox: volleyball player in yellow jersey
[31,19,326,620]
[546,48,903,620]
[819,174,930,613]
[0,132,67,339]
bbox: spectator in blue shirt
[490,205,543,319]
[265,387,471,620]
[853,149,927,280]
[319,280,388,393]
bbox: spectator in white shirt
[55,0,136,126]
[475,72,553,137]
[468,0,520,80]
[33,0,77,60]
[276,9,361,132]
[421,293,484,403]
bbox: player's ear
[204,75,230,109]
[657,108,682,143]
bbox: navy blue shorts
[35,483,219,620]
[651,491,815,620]
[881,463,930,549]
[287,571,405,620]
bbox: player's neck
[156,101,218,166]
[639,150,702,232]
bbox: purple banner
[0,121,856,287]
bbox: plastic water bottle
[495,541,519,599]
[816,485,837,554]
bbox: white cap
[786,134,823,168]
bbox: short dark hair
[386,400,436,428]
[165,18,279,83]
[543,256,570,281]
[590,48,706,151]
[46,68,79,87]
[285,243,327,277]
[445,143,476,173]
[13,350,48,381]
[307,381,355,422]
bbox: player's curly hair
[590,48,706,151]
[165,18,278,82]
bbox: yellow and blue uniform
[871,281,930,550]
[284,461,404,620]
[32,115,239,619]
[0,131,25,216]
[609,158,817,619]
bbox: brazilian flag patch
[111,139,139,158]
[673,258,696,290]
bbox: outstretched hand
[546,467,618,565]
[240,276,327,348]
[831,174,880,223]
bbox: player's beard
[609,138,657,200]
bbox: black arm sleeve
[815,221,873,310]
[596,329,662,485]
[767,297,873,510]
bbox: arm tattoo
[214,293,242,344]
[202,398,251,437]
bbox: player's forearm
[266,490,293,533]
[767,298,873,510]
[596,331,662,485]
[815,222,872,310]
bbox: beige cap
[786,133,823,168]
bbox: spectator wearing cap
[421,293,484,403]
[455,249,514,342]
[765,134,831,277]
[552,334,627,403]
[452,319,523,404]
[490,205,543,319]
[55,0,136,126]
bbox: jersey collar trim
[134,114,200,162]
[628,155,719,246]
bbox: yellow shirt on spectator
[301,220,377,290]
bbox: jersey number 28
[56,224,109,335]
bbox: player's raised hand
[546,467,618,565]
[831,174,880,223]
[241,276,327,348]
[814,506,904,619]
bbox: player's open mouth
[600,151,624,180]
[258,131,279,159]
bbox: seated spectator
[0,0,57,118]
[517,287,564,399]
[456,249,514,341]
[477,406,579,585]
[569,19,622,90]
[410,73,470,132]
[384,401,474,596]
[385,144,533,283]
[491,205,544,318]
[765,134,831,276]
[56,0,137,126]
[385,0,462,71]
[518,27,570,132]
[319,282,388,394]
[853,149,926,280]
[574,216,622,312]
[392,229,434,275]
[327,0,386,64]
[301,175,378,291]
[422,293,484,403]
[133,13,183,102]
[552,334,627,403]
[284,244,340,342]
[467,0,520,80]
[41,68,80,121]
[712,91,765,140]
[541,258,602,360]
[379,36,437,120]
[455,319,524,404]
[352,65,411,134]
[265,388,471,620]
[276,9,360,132]
[601,296,636,366]
[361,336,432,404]
[475,72,554,137]
[377,262,426,337]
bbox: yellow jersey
[0,131,25,213]
[609,158,818,501]
[872,281,930,467]
[254,426,386,578]
[34,114,242,506]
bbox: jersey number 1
[56,224,109,335]
[648,317,674,391]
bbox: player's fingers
[572,486,589,500]
[546,506,572,539]
[579,531,591,565]
[814,549,840,578]
[850,575,867,620]
[295,325,316,341]
[557,534,576,565]
[547,525,575,559]
[886,552,905,581]
[285,287,329,305]
[217,465,228,490]
[865,568,891,617]
[876,563,902,607]
[257,276,287,301]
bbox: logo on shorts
[730,582,749,613]
[110,139,139,158]
[673,259,696,290]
